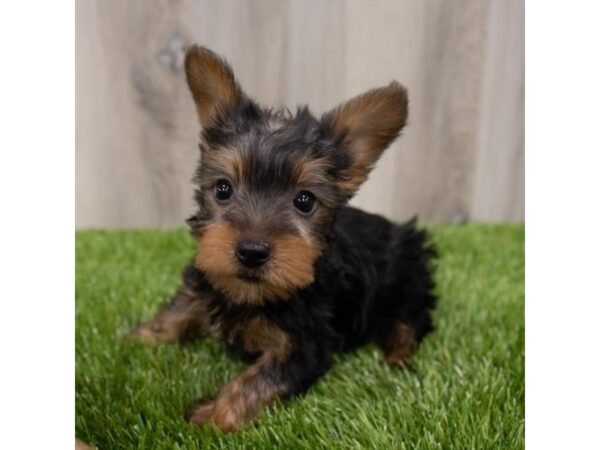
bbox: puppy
[131,45,437,433]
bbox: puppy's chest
[209,311,292,359]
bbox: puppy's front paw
[125,321,180,344]
[186,397,243,433]
[125,324,153,342]
[125,323,163,343]
[186,398,216,426]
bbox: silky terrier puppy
[131,45,437,433]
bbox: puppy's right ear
[184,45,240,128]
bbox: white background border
[0,1,73,448]
[526,0,600,448]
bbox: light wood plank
[76,0,524,228]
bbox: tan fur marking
[75,439,95,450]
[197,224,319,305]
[384,322,418,367]
[201,147,245,184]
[265,235,318,296]
[292,157,334,186]
[338,166,371,195]
[330,82,408,195]
[128,286,212,343]
[185,46,239,126]
[229,317,292,362]
[195,223,273,304]
[195,222,240,277]
[189,354,288,433]
[188,400,215,425]
[208,275,288,305]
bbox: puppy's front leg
[187,347,329,433]
[128,265,211,343]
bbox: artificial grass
[75,224,524,450]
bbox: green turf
[76,224,524,450]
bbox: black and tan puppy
[131,45,437,433]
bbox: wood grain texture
[76,0,524,228]
[471,0,525,222]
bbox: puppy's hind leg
[379,219,437,367]
[382,321,418,367]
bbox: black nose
[235,240,271,268]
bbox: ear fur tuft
[322,82,409,196]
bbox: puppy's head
[185,45,408,304]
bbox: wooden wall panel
[76,0,200,228]
[471,0,525,221]
[76,0,524,228]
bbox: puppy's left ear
[321,82,408,196]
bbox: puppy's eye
[293,190,316,214]
[215,179,233,201]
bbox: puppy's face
[185,46,408,304]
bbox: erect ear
[184,45,241,128]
[321,82,408,196]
